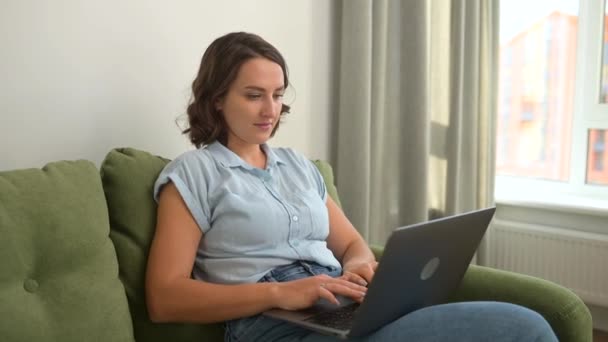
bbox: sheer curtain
[333,0,498,263]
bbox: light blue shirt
[153,141,341,284]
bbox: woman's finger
[332,277,367,292]
[318,283,340,305]
[323,281,366,301]
[341,271,368,287]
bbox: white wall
[0,0,338,171]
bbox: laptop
[263,207,496,339]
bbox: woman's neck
[226,140,267,169]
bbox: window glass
[586,129,608,185]
[497,1,579,181]
[600,1,608,103]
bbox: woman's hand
[341,261,379,287]
[272,274,367,311]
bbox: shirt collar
[206,141,286,170]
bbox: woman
[146,32,557,341]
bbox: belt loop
[299,260,317,275]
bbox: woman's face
[217,57,285,149]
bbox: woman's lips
[254,123,273,130]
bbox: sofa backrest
[99,147,342,342]
[101,147,224,341]
[0,160,134,342]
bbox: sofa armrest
[369,245,593,342]
[453,264,592,342]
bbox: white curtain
[334,0,498,262]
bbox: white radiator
[486,218,608,307]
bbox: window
[496,0,608,204]
[587,129,607,181]
[601,3,608,103]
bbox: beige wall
[0,0,338,170]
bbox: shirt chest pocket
[284,189,329,241]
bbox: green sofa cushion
[0,160,134,342]
[100,147,342,342]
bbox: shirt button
[292,215,299,222]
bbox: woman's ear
[215,98,223,111]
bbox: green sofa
[0,147,592,341]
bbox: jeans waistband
[258,260,341,283]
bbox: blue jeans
[224,261,558,342]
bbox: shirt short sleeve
[153,153,212,233]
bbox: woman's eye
[273,93,284,100]
[246,93,262,99]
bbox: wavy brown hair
[183,32,291,148]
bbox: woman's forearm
[146,277,280,324]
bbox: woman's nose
[261,95,278,117]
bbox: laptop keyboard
[304,302,359,331]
